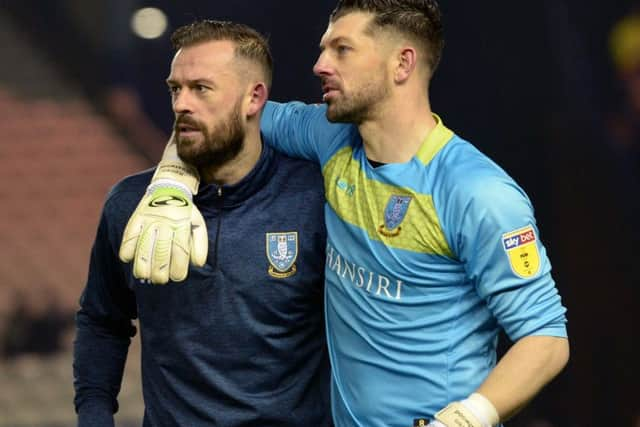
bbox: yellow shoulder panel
[323,147,452,256]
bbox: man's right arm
[260,101,331,163]
[74,195,138,427]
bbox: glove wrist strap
[152,161,200,194]
[147,178,193,200]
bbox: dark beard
[326,100,371,124]
[175,102,245,169]
[324,74,390,124]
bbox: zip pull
[217,186,223,197]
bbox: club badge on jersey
[379,195,412,237]
[502,224,540,278]
[266,232,298,278]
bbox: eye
[195,84,209,93]
[168,86,180,96]
[337,45,351,55]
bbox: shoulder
[264,153,326,230]
[437,136,528,205]
[271,152,324,191]
[430,137,535,242]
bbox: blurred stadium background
[0,1,638,426]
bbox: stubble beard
[175,101,246,170]
[325,73,390,124]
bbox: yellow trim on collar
[415,114,454,166]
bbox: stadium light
[131,7,168,40]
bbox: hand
[119,135,207,284]
[119,180,208,284]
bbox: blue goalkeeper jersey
[261,101,567,427]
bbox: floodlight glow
[131,7,168,40]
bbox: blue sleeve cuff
[77,399,115,427]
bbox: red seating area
[0,88,151,348]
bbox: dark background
[0,1,638,426]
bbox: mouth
[322,90,340,103]
[321,82,341,102]
[176,121,201,137]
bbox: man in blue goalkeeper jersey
[121,2,569,426]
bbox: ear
[246,82,268,118]
[394,46,417,84]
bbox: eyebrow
[165,78,215,87]
[319,35,355,50]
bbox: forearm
[73,311,132,425]
[476,335,570,421]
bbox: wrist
[77,399,114,427]
[434,392,500,427]
[461,393,500,427]
[152,160,199,194]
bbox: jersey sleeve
[445,153,567,342]
[73,191,138,426]
[261,101,350,166]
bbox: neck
[199,125,262,186]
[358,90,436,164]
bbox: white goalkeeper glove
[428,393,500,427]
[119,137,208,284]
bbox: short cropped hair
[171,20,273,88]
[331,0,444,75]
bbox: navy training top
[74,142,331,427]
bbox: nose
[172,88,193,115]
[313,51,333,77]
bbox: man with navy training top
[73,21,331,426]
[120,2,570,427]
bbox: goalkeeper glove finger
[119,181,207,284]
[189,207,208,267]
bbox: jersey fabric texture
[73,142,332,427]
[261,101,568,427]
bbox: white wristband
[461,393,500,427]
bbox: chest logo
[502,225,541,278]
[336,177,356,197]
[266,232,298,278]
[379,195,412,237]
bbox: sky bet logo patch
[501,224,540,278]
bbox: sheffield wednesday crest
[379,195,412,237]
[266,232,298,278]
